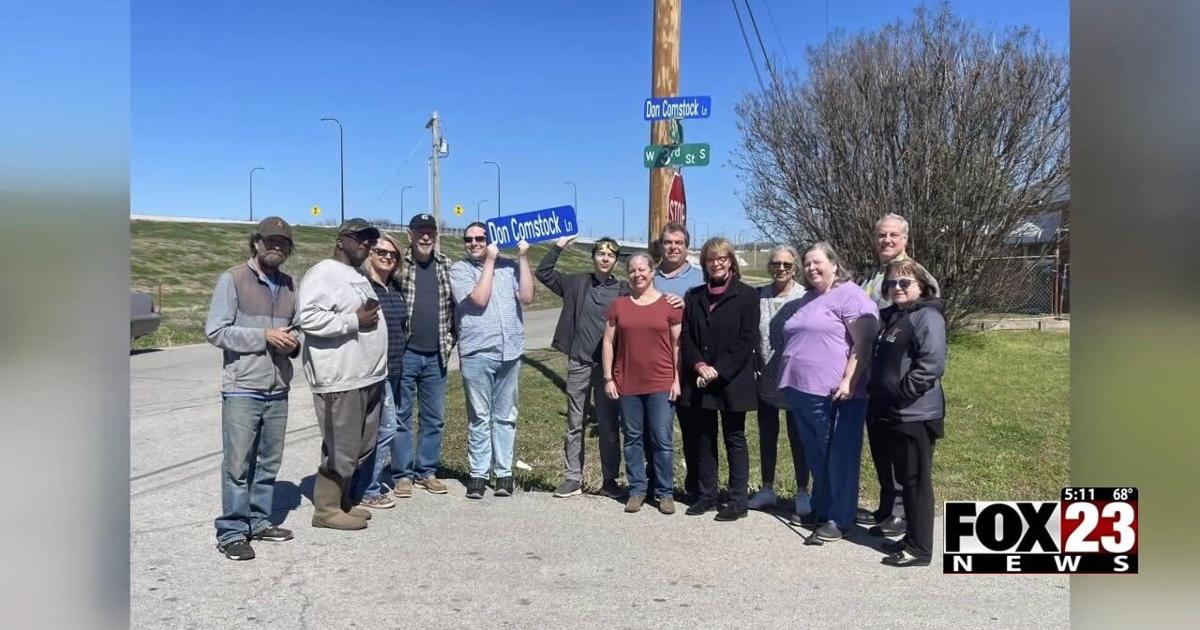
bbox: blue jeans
[460,355,521,478]
[215,395,288,545]
[356,375,403,499]
[393,349,448,482]
[618,392,675,499]
[783,388,867,529]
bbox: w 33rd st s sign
[644,143,710,168]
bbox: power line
[762,0,791,67]
[377,127,429,202]
[730,0,766,91]
[743,0,780,86]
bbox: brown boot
[311,472,367,530]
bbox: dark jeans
[867,415,905,519]
[618,393,675,499]
[356,374,403,499]
[215,396,288,545]
[784,388,867,529]
[880,419,940,559]
[674,405,709,496]
[757,399,809,490]
[689,408,749,510]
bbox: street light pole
[320,117,344,224]
[477,199,488,221]
[400,185,413,226]
[249,167,264,221]
[613,196,625,242]
[563,180,578,214]
[483,161,501,217]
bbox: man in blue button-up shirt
[449,222,535,500]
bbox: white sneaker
[794,490,812,517]
[748,487,777,510]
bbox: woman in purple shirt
[778,242,880,542]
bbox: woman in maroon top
[602,253,683,515]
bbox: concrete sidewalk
[131,330,1068,629]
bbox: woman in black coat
[868,258,947,567]
[679,237,760,521]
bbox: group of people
[205,211,947,569]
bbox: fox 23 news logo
[944,487,1138,574]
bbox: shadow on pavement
[270,477,312,525]
[130,348,162,356]
[765,511,903,557]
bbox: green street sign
[644,142,710,168]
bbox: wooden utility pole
[648,0,681,248]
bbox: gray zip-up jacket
[205,258,298,394]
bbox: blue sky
[132,0,1067,244]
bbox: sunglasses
[882,278,916,291]
[371,248,399,260]
[769,261,794,269]
[463,235,487,243]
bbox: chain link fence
[958,253,1069,316]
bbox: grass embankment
[131,220,596,348]
[436,331,1068,504]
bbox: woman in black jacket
[679,237,760,521]
[868,258,947,567]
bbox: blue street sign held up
[485,205,578,249]
[644,95,712,121]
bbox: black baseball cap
[337,218,381,241]
[408,213,438,231]
[255,216,293,243]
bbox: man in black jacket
[537,235,628,498]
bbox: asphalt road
[130,308,1068,629]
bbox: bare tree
[733,3,1069,326]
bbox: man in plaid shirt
[389,213,457,498]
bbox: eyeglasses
[340,233,375,246]
[462,235,487,244]
[882,278,916,291]
[371,248,399,260]
[709,255,731,264]
[769,261,794,269]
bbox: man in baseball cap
[384,212,459,499]
[295,217,387,531]
[205,215,300,560]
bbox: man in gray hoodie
[205,216,300,561]
[296,218,389,531]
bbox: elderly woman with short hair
[779,242,879,542]
[869,258,946,567]
[678,237,760,521]
[747,245,812,517]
